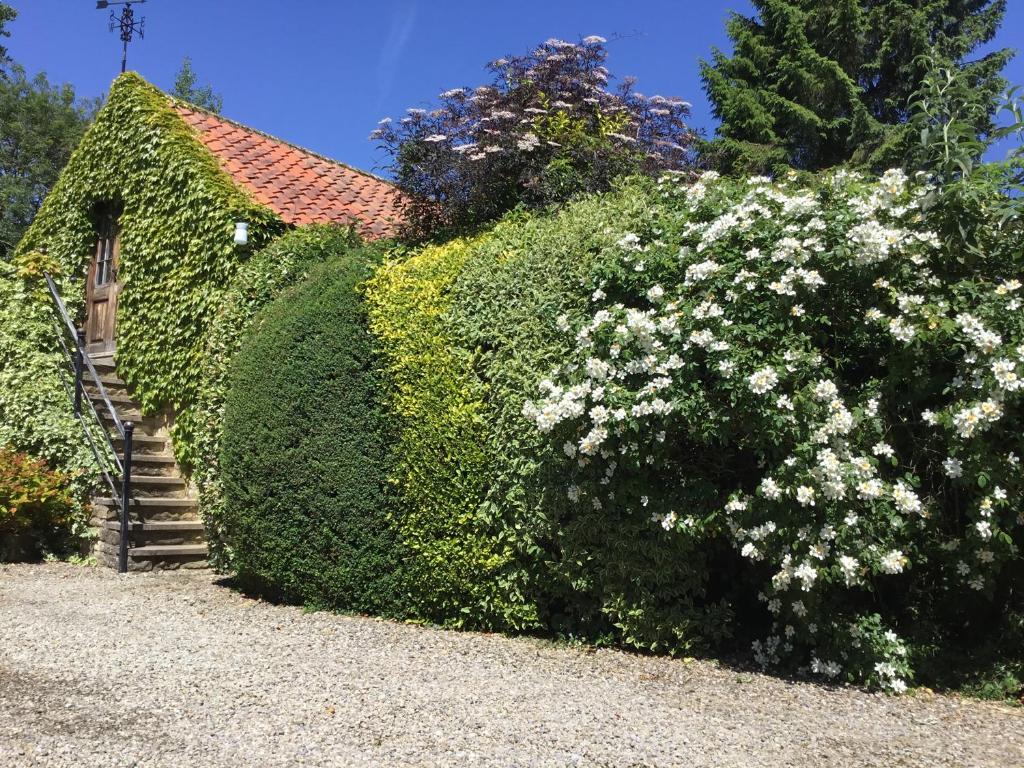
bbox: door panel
[85,210,120,354]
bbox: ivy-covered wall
[0,252,96,536]
[8,72,283,475]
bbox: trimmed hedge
[361,184,721,644]
[220,249,404,613]
[445,185,729,650]
[364,234,535,629]
[183,224,364,570]
[218,168,1022,693]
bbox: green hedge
[361,185,722,645]
[364,234,536,629]
[183,224,364,570]
[216,168,1022,693]
[220,249,405,613]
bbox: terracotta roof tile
[173,103,404,240]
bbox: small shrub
[372,36,697,237]
[219,250,405,614]
[0,445,81,561]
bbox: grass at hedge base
[220,250,405,614]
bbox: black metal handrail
[52,327,120,501]
[44,271,135,573]
[45,273,125,436]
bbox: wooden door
[84,209,121,354]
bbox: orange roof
[174,103,404,240]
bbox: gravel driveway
[1,563,1021,767]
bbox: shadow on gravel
[207,568,1022,705]
[206,571,865,700]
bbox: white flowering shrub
[522,169,1024,690]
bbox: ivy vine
[11,72,283,478]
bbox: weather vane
[96,1,147,74]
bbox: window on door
[94,207,119,287]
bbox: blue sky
[9,0,1024,176]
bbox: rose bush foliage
[0,445,81,560]
[522,169,1023,690]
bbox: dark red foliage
[372,36,699,237]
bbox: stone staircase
[86,350,208,571]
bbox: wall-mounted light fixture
[233,222,249,246]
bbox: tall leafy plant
[372,36,698,237]
[0,2,97,259]
[171,57,223,114]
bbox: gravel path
[1,563,1022,768]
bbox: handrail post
[118,421,134,574]
[73,329,85,416]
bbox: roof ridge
[168,96,395,188]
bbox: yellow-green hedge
[364,235,538,629]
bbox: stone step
[99,414,162,437]
[101,520,205,547]
[94,495,196,508]
[118,453,178,476]
[130,544,207,558]
[97,404,144,421]
[89,507,199,528]
[93,497,199,521]
[86,389,136,408]
[111,433,169,455]
[93,540,209,571]
[97,372,125,388]
[122,453,175,465]
[129,544,209,571]
[82,382,129,402]
[126,475,188,497]
[87,353,116,372]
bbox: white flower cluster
[957,313,1002,354]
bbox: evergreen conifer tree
[171,57,223,114]
[700,0,1012,173]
